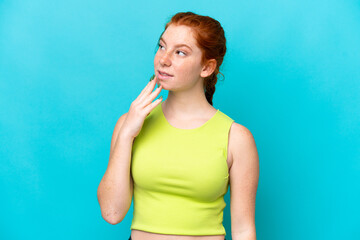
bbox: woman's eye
[158,43,186,56]
[176,50,186,56]
[158,43,164,50]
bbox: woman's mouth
[158,70,173,79]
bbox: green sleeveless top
[130,103,234,236]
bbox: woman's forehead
[162,25,199,50]
[163,25,195,42]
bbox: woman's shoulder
[228,121,256,154]
[217,110,255,144]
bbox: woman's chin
[156,78,169,90]
[158,83,167,90]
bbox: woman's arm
[97,112,134,225]
[228,123,259,240]
[97,76,163,225]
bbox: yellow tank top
[130,103,234,236]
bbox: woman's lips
[158,70,173,76]
[158,70,173,79]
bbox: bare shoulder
[228,122,258,167]
[229,122,256,147]
[228,122,259,234]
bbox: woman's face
[154,24,206,91]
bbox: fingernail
[150,74,155,82]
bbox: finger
[141,83,163,107]
[140,76,156,95]
[149,74,155,82]
[136,76,156,101]
[143,95,163,113]
[138,75,157,102]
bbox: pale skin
[105,24,259,240]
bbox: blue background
[1,0,359,239]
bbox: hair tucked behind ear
[157,12,227,106]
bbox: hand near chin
[120,75,163,139]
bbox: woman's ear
[200,59,217,78]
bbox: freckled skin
[132,25,225,240]
[153,24,211,93]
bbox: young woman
[97,12,259,240]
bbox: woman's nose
[160,52,171,66]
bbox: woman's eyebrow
[160,37,192,51]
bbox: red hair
[157,11,227,106]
